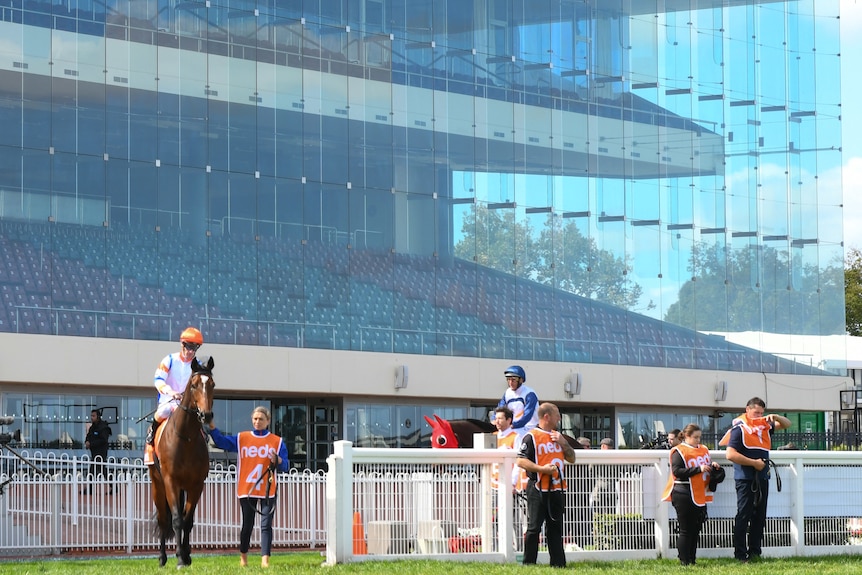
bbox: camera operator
[667,429,681,449]
[640,432,670,449]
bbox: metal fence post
[51,476,61,555]
[789,457,804,552]
[653,461,670,558]
[325,440,353,565]
[126,471,135,554]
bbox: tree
[664,240,844,335]
[532,214,650,311]
[453,205,650,311]
[846,248,862,336]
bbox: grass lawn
[1,552,860,575]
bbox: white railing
[6,445,862,562]
[325,441,862,564]
[0,451,326,555]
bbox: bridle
[178,399,214,426]
[172,374,214,442]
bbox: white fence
[325,441,862,564]
[4,445,862,562]
[0,450,326,556]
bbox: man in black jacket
[85,409,112,493]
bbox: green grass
[1,552,861,575]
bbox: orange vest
[525,428,567,492]
[236,431,283,498]
[661,443,713,506]
[493,429,528,491]
[719,414,772,450]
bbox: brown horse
[149,356,215,568]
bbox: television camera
[639,431,671,449]
[0,415,14,446]
[0,415,47,495]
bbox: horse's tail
[151,510,176,541]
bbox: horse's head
[181,356,215,424]
[424,414,459,448]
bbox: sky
[842,0,862,251]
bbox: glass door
[272,398,341,472]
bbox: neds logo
[240,445,275,459]
[536,442,563,456]
[685,454,711,468]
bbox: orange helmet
[180,327,203,344]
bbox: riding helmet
[503,365,526,382]
[180,326,204,344]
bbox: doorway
[271,398,341,472]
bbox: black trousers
[671,487,707,565]
[733,476,769,560]
[89,452,107,480]
[523,486,566,567]
[239,497,276,556]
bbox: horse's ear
[424,415,437,429]
[205,356,214,371]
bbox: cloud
[842,0,862,37]
[843,157,862,251]
[843,2,862,255]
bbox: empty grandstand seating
[0,219,825,375]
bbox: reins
[249,462,278,516]
[751,459,782,507]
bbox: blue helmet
[503,365,526,382]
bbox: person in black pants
[517,403,576,567]
[723,397,791,562]
[84,409,112,494]
[661,423,722,566]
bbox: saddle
[145,417,208,466]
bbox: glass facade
[0,1,844,373]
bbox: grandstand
[0,220,823,375]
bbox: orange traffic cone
[352,511,367,555]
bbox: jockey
[497,365,539,437]
[145,327,203,461]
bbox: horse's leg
[172,489,188,567]
[150,469,170,568]
[160,474,186,568]
[180,486,204,566]
[159,535,168,569]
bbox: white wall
[0,333,849,413]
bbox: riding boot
[144,420,160,466]
[146,419,160,446]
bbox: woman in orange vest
[661,423,721,566]
[209,406,289,568]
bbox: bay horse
[149,356,215,568]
